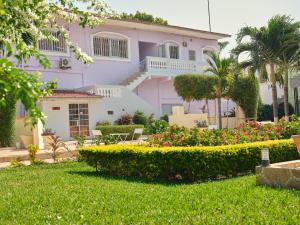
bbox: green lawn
[0,163,299,224]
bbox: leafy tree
[205,52,233,129]
[233,15,299,123]
[230,74,259,119]
[0,0,114,146]
[121,11,168,25]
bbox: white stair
[119,72,149,91]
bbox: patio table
[110,133,130,142]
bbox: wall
[260,82,284,104]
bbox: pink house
[19,19,230,140]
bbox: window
[161,104,182,115]
[202,47,216,62]
[189,50,196,61]
[159,41,180,59]
[69,104,89,137]
[92,33,129,59]
[38,31,67,54]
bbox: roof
[106,19,230,40]
[42,89,102,99]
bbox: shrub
[115,113,133,125]
[133,111,148,126]
[96,124,144,140]
[79,139,299,182]
[146,120,169,134]
[27,144,38,163]
[96,120,111,126]
[160,114,169,122]
[257,103,294,121]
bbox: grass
[0,162,299,224]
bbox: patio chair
[92,130,102,138]
[208,125,218,130]
[132,128,144,141]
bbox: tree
[121,11,168,25]
[205,52,233,129]
[174,74,217,113]
[233,15,299,123]
[277,17,300,119]
[0,0,114,146]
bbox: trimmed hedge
[96,124,144,140]
[79,139,299,182]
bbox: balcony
[140,56,204,76]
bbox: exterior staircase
[119,72,149,91]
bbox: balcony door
[69,103,89,137]
[158,41,179,59]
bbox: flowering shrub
[148,117,300,147]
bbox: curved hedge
[79,139,299,182]
[96,125,144,140]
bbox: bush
[79,139,299,182]
[96,120,111,126]
[160,114,169,122]
[115,113,133,125]
[27,144,38,163]
[96,124,144,140]
[133,111,148,126]
[257,103,294,121]
[146,120,169,134]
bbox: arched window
[202,46,217,62]
[158,40,180,59]
[92,32,130,60]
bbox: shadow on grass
[68,170,188,186]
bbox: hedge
[96,124,144,140]
[79,139,299,182]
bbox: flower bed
[149,117,300,147]
[79,139,298,182]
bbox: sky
[104,0,300,56]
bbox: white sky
[104,0,300,56]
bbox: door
[69,103,89,137]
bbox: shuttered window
[93,36,128,59]
[189,50,196,61]
[169,45,179,59]
[38,31,67,53]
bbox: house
[17,19,231,140]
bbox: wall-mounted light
[261,148,270,167]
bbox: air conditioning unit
[59,58,71,69]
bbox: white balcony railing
[85,85,122,98]
[140,56,204,75]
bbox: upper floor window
[202,46,217,62]
[92,32,130,60]
[38,31,68,54]
[189,50,196,61]
[158,41,180,59]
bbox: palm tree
[277,18,300,119]
[233,15,297,122]
[205,52,233,129]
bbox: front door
[69,103,89,137]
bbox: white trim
[202,45,218,63]
[91,31,131,62]
[159,40,181,59]
[38,30,70,57]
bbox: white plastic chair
[92,130,102,138]
[208,125,218,130]
[132,128,144,141]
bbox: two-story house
[18,19,230,140]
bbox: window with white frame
[158,41,180,59]
[38,31,67,54]
[92,33,129,59]
[202,47,216,62]
[189,50,196,61]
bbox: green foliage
[96,125,144,140]
[80,139,299,182]
[146,120,169,134]
[174,74,217,101]
[121,11,168,25]
[257,103,294,121]
[149,119,300,147]
[133,111,148,126]
[0,93,16,147]
[27,144,38,163]
[160,114,169,122]
[230,75,259,119]
[115,113,133,125]
[96,120,112,126]
[73,135,85,147]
